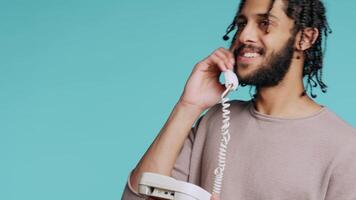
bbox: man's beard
[233,36,296,88]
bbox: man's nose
[237,23,259,45]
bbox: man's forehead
[238,0,285,19]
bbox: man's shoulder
[314,107,356,147]
[322,108,356,136]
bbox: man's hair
[223,0,332,98]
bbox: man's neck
[253,80,323,119]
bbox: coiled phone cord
[212,84,233,195]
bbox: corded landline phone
[138,70,239,200]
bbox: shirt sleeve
[324,139,356,200]
[121,117,202,200]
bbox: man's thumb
[211,193,220,200]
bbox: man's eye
[259,20,270,27]
[236,22,246,29]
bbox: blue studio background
[1,0,355,199]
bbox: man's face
[230,0,297,87]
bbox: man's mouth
[234,45,264,63]
[238,52,262,63]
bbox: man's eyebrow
[236,13,279,21]
[256,13,279,20]
[236,14,246,20]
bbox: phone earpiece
[223,70,239,91]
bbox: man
[122,0,356,199]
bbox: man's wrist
[176,100,206,115]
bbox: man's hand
[179,48,235,111]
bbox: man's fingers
[195,47,234,73]
[220,48,235,65]
[211,193,220,200]
[214,50,234,70]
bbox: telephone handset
[138,71,239,200]
[223,70,239,92]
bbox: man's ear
[295,28,319,51]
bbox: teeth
[243,52,259,58]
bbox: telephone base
[138,172,211,200]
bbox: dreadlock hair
[223,0,332,99]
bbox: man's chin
[236,66,259,80]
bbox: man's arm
[129,100,204,192]
[130,47,235,193]
[122,48,235,199]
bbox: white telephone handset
[223,70,239,92]
[138,70,239,200]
